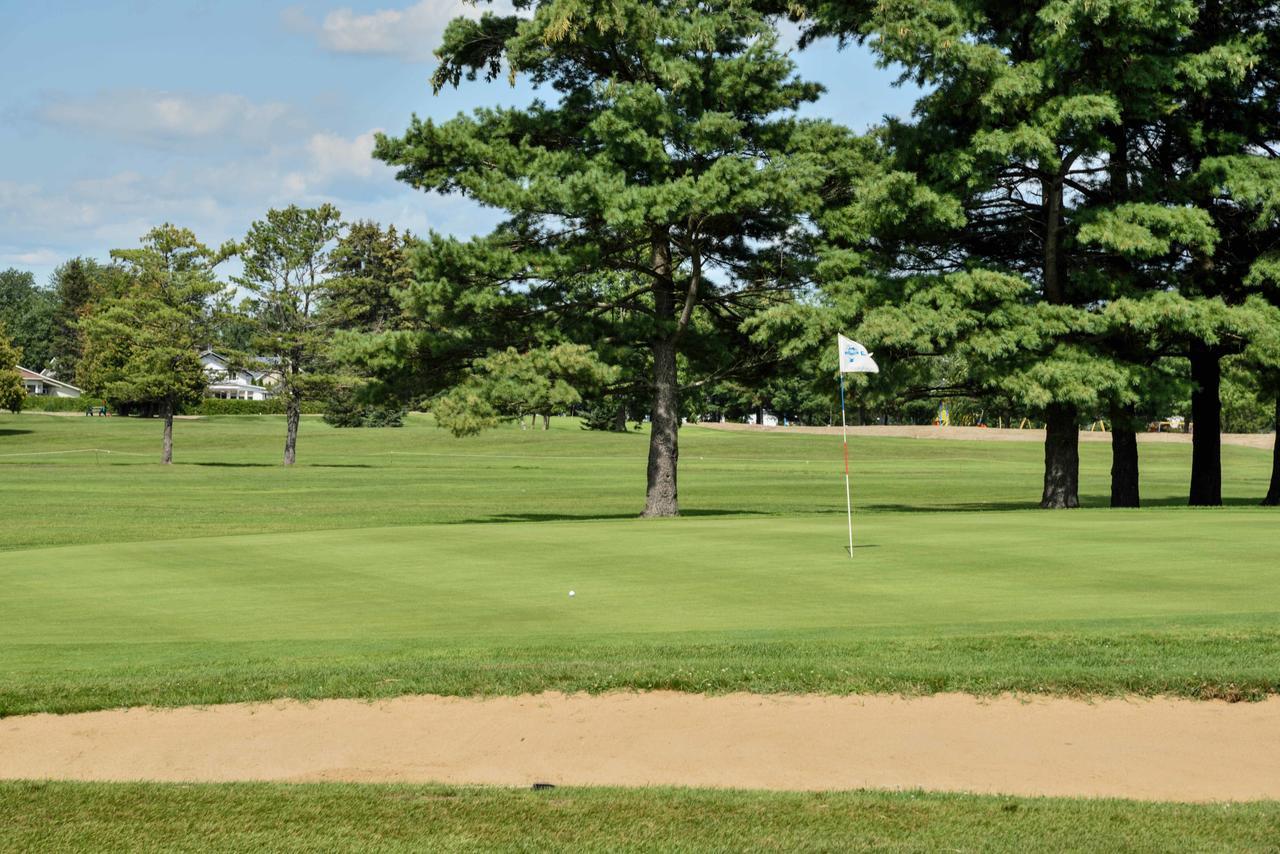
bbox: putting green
[1,413,1277,712]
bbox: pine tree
[78,226,230,463]
[370,0,831,516]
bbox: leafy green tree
[0,269,57,372]
[78,226,229,463]
[234,204,343,466]
[371,0,830,516]
[0,322,25,413]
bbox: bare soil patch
[3,693,1278,801]
[698,422,1275,450]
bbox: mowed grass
[3,782,1279,853]
[1,413,1278,713]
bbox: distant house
[18,367,82,398]
[200,350,275,401]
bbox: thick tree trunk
[1264,397,1280,506]
[542,413,550,430]
[284,396,300,466]
[644,338,680,517]
[612,404,627,433]
[1038,172,1079,509]
[1041,404,1080,508]
[643,228,679,518]
[1109,407,1140,508]
[161,401,174,466]
[1189,342,1222,506]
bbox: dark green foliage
[322,386,406,428]
[0,269,56,371]
[0,323,24,413]
[322,221,414,333]
[369,0,835,514]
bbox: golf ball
[568,590,576,597]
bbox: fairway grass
[2,413,1278,713]
[3,782,1279,852]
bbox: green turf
[1,782,1277,852]
[1,413,1278,713]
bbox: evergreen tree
[234,204,343,466]
[78,226,229,463]
[323,221,415,333]
[370,0,832,516]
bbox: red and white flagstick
[839,372,853,558]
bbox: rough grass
[1,413,1277,714]
[2,782,1278,853]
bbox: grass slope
[3,782,1278,853]
[1,414,1277,712]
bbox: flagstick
[839,372,853,558]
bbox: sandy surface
[697,422,1276,450]
[3,692,1279,801]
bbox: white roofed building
[18,367,82,398]
[200,350,275,401]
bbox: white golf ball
[568,590,576,597]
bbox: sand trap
[698,422,1276,450]
[3,693,1278,801]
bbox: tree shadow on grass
[0,429,34,437]
[181,461,374,469]
[863,494,1271,513]
[466,509,770,524]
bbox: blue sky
[0,1,917,285]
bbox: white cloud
[287,1,514,62]
[35,90,306,150]
[307,129,383,180]
[0,248,60,266]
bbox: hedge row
[19,396,326,416]
[22,396,91,412]
[189,398,326,416]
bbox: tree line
[3,0,1278,513]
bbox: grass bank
[2,782,1277,852]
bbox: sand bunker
[3,692,1278,801]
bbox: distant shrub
[322,386,406,428]
[189,398,324,416]
[23,395,90,412]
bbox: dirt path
[3,693,1278,801]
[696,422,1276,451]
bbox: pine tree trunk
[613,404,627,433]
[1041,403,1080,508]
[1110,407,1139,508]
[1189,341,1222,506]
[644,337,680,517]
[1263,397,1280,506]
[161,401,174,465]
[643,228,679,518]
[284,395,300,466]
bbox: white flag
[837,334,879,373]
